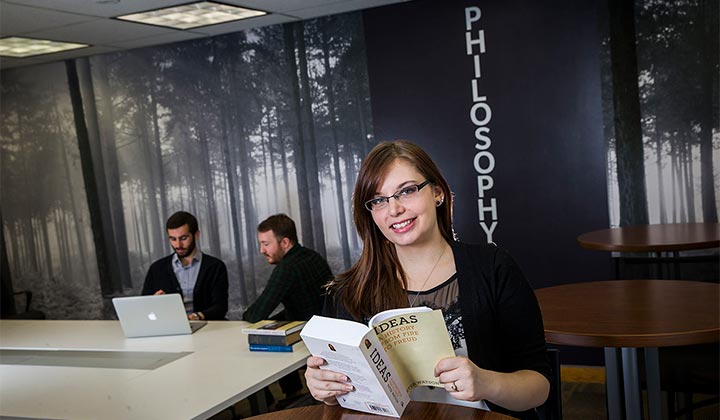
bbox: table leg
[622,348,642,420]
[654,252,663,278]
[613,255,623,280]
[644,347,665,420]
[605,347,624,420]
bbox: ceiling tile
[287,0,408,19]
[0,0,414,69]
[0,2,97,36]
[189,13,298,36]
[104,31,207,50]
[2,0,193,18]
[0,56,45,69]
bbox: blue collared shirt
[172,250,203,313]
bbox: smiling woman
[304,140,552,420]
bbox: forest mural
[602,0,719,227]
[1,0,717,321]
[1,13,372,319]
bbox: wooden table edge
[576,237,720,253]
[545,329,720,348]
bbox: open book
[300,307,455,417]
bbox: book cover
[300,307,455,417]
[241,320,306,336]
[248,343,295,352]
[248,330,302,346]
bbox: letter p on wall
[465,7,481,30]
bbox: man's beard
[175,238,196,258]
[263,250,283,265]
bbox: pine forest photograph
[1,13,374,319]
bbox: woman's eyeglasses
[364,180,432,211]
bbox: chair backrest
[537,348,563,420]
[2,290,46,320]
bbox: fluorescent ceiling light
[116,1,267,30]
[0,37,89,58]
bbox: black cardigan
[324,241,550,420]
[141,253,229,320]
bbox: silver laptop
[112,294,207,338]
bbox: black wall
[364,0,611,364]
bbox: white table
[0,320,310,420]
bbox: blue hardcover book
[249,343,294,352]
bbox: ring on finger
[450,381,458,392]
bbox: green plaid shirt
[242,244,332,323]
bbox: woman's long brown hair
[329,140,454,320]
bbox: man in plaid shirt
[243,213,333,403]
[243,213,332,323]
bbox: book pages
[371,309,455,393]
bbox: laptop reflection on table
[112,294,207,338]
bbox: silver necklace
[408,244,447,307]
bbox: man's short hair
[166,211,198,234]
[258,214,298,244]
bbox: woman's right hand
[304,356,354,404]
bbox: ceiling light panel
[116,1,267,30]
[0,37,89,58]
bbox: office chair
[660,343,719,419]
[537,348,563,420]
[5,290,46,319]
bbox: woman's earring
[436,197,444,207]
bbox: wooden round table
[246,401,516,419]
[577,222,720,252]
[536,280,720,420]
[577,222,720,279]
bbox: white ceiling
[0,0,409,70]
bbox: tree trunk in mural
[9,223,20,274]
[221,116,247,303]
[321,26,351,268]
[52,90,92,282]
[343,143,359,251]
[235,120,257,300]
[264,113,280,209]
[39,215,53,281]
[224,49,254,302]
[135,90,164,258]
[672,139,687,222]
[65,59,117,295]
[275,109,293,215]
[131,197,147,267]
[77,58,127,293]
[683,140,695,222]
[0,209,17,317]
[148,81,168,222]
[653,124,667,223]
[53,209,68,280]
[295,22,327,257]
[283,23,315,249]
[197,124,221,256]
[260,119,272,210]
[93,55,133,289]
[699,0,718,223]
[608,0,648,226]
[56,209,71,281]
[16,114,39,274]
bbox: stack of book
[241,320,306,352]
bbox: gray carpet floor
[562,381,719,420]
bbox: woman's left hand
[434,356,497,402]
